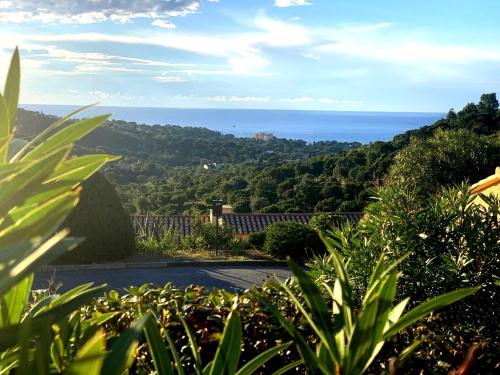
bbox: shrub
[186,211,233,251]
[320,183,500,373]
[387,129,500,194]
[248,231,266,250]
[228,238,248,255]
[136,238,164,253]
[55,172,135,264]
[264,221,324,259]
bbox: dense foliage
[387,129,500,193]
[264,221,324,259]
[309,185,499,373]
[55,172,135,264]
[17,93,500,216]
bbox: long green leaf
[363,253,411,305]
[322,236,354,337]
[65,329,107,375]
[0,189,79,248]
[0,284,105,352]
[179,314,203,375]
[255,289,330,375]
[101,314,149,375]
[48,154,119,185]
[10,154,119,221]
[347,294,380,372]
[10,103,98,162]
[23,114,110,161]
[287,260,340,364]
[165,330,186,375]
[0,274,33,327]
[235,341,292,375]
[271,360,303,375]
[0,231,81,297]
[0,146,70,220]
[143,314,174,375]
[3,47,20,129]
[209,310,242,375]
[383,287,479,339]
[0,93,10,163]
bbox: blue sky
[1,0,499,112]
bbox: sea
[20,104,444,144]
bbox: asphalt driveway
[34,265,291,293]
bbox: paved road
[34,265,291,293]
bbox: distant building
[254,132,274,141]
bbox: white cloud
[280,96,314,103]
[75,64,145,73]
[206,95,227,102]
[253,15,311,47]
[154,76,187,83]
[23,32,272,76]
[313,36,500,65]
[275,0,311,8]
[152,19,176,30]
[228,96,271,102]
[205,95,271,102]
[280,97,362,104]
[302,52,320,60]
[0,0,201,24]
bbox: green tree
[387,129,500,193]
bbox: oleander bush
[308,183,499,373]
[264,221,324,259]
[55,172,135,264]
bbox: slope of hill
[16,94,500,214]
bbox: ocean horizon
[21,104,444,144]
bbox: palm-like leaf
[0,48,121,373]
[268,236,478,375]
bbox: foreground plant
[0,48,152,373]
[265,237,478,375]
[141,306,297,375]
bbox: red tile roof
[133,212,363,238]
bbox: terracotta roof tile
[132,212,364,238]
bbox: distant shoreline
[20,104,445,144]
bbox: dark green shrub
[264,221,324,259]
[248,231,266,250]
[387,129,500,194]
[55,172,135,264]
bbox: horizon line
[20,103,446,115]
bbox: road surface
[34,265,291,293]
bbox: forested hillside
[17,94,500,214]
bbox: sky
[0,0,499,112]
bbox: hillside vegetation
[18,93,500,214]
